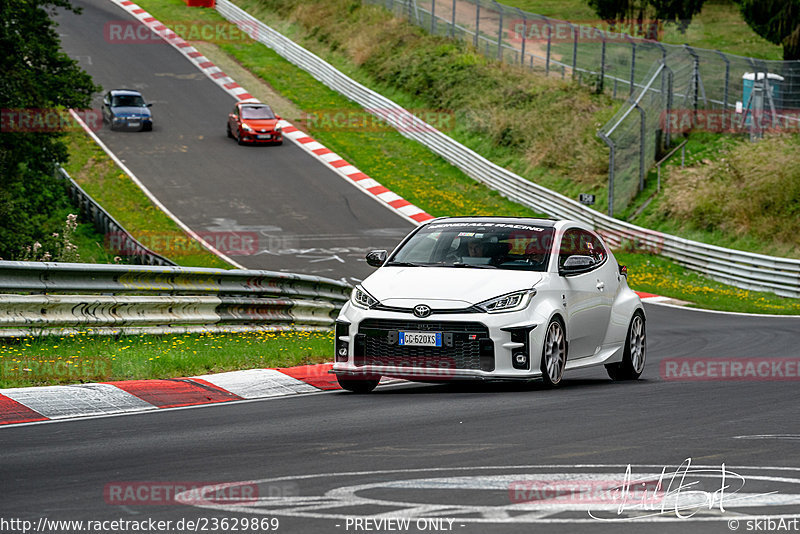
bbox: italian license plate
[257,134,271,139]
[399,331,442,347]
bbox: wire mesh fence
[365,0,800,215]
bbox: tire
[606,311,646,381]
[540,318,566,387]
[237,132,246,146]
[226,123,233,138]
[337,376,380,393]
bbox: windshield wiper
[448,262,497,269]
[384,261,428,267]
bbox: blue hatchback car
[102,89,153,131]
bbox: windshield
[112,95,145,107]
[241,106,275,120]
[388,222,555,271]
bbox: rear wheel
[606,312,646,380]
[540,318,566,387]
[337,376,380,393]
[226,123,233,138]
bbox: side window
[232,105,239,117]
[558,228,583,269]
[559,229,605,269]
[585,231,607,265]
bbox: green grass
[62,129,232,268]
[500,0,783,60]
[130,0,800,314]
[0,330,332,388]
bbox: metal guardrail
[0,261,351,336]
[217,0,800,298]
[57,166,176,267]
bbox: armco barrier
[0,261,350,337]
[57,165,176,267]
[215,0,800,298]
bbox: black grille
[356,319,493,371]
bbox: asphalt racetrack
[3,2,798,533]
[56,0,414,283]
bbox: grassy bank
[62,128,232,268]
[130,0,800,314]
[0,330,332,388]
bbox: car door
[102,93,112,123]
[228,105,240,138]
[557,228,616,360]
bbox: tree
[738,0,800,60]
[587,0,706,37]
[0,0,99,259]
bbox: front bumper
[239,131,282,144]
[112,117,152,130]
[332,302,546,381]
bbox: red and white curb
[0,364,365,427]
[634,291,684,305]
[110,0,434,226]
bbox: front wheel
[540,318,566,387]
[606,312,646,380]
[337,376,380,393]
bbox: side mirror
[365,250,387,268]
[146,103,153,107]
[275,115,282,120]
[559,255,596,276]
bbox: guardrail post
[627,35,636,96]
[597,132,616,217]
[542,15,552,75]
[473,0,480,47]
[568,21,577,80]
[493,1,503,61]
[715,50,730,129]
[598,32,606,93]
[515,8,526,66]
[663,62,674,149]
[450,0,456,37]
[430,0,436,33]
[635,103,646,191]
[684,44,700,121]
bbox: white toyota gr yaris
[332,217,645,392]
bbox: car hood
[362,267,542,308]
[113,106,150,118]
[242,119,279,130]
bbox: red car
[227,102,283,145]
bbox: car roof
[109,89,143,96]
[425,216,559,228]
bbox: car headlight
[351,285,379,309]
[242,124,253,132]
[275,126,282,133]
[475,289,536,313]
